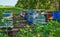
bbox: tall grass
[16,20,60,37]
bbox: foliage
[16,22,55,37]
[47,20,60,37]
[16,20,60,37]
[16,0,54,9]
[0,33,9,37]
[55,28,60,37]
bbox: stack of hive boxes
[2,11,13,28]
[25,10,46,24]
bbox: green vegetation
[0,29,9,37]
[0,0,59,36]
[0,6,14,8]
[0,5,24,14]
[0,33,9,37]
[16,0,54,9]
[16,20,60,37]
[0,7,21,26]
[0,8,21,14]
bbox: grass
[0,6,24,14]
[0,6,14,8]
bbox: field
[0,6,60,37]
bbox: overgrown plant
[17,20,60,37]
[0,33,9,37]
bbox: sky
[0,0,18,6]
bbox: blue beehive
[4,18,13,23]
[26,10,46,24]
[8,18,13,21]
[27,10,33,14]
[28,17,34,23]
[27,10,37,23]
[3,13,11,17]
[24,13,28,19]
[53,11,60,20]
[19,10,46,24]
[2,24,13,28]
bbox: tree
[15,0,54,9]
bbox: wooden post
[38,33,40,37]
